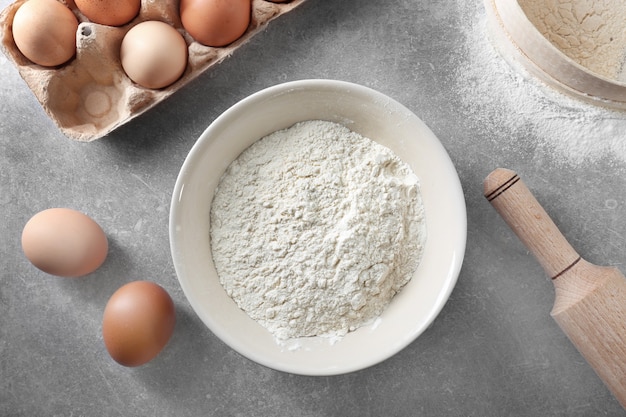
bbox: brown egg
[180,0,251,47]
[120,21,188,89]
[102,281,176,367]
[21,208,108,277]
[74,0,140,26]
[11,0,78,67]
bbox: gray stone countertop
[2,0,626,415]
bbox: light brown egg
[102,281,176,367]
[74,0,140,26]
[12,0,78,67]
[21,208,108,277]
[180,0,251,47]
[120,21,188,89]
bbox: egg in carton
[0,0,306,141]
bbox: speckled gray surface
[2,0,626,415]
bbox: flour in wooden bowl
[210,120,426,340]
[519,0,626,82]
[458,2,626,168]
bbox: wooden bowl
[485,0,626,109]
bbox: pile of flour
[210,120,426,340]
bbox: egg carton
[0,0,306,141]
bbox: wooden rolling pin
[484,168,626,408]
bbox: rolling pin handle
[483,168,580,280]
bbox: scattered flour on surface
[454,2,626,168]
[210,120,426,340]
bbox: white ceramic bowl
[169,79,466,376]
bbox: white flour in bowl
[210,120,426,340]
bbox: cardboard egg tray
[0,0,306,141]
